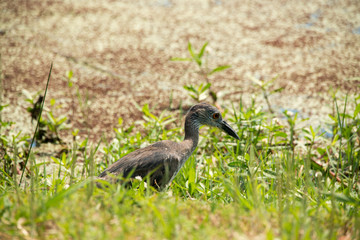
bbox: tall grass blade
[19,63,53,186]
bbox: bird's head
[187,103,240,140]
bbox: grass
[0,71,360,239]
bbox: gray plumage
[98,102,239,189]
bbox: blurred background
[1,0,359,141]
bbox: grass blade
[198,42,208,59]
[19,63,53,186]
[209,65,231,75]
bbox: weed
[183,82,211,103]
[23,91,68,144]
[249,75,284,114]
[172,42,231,103]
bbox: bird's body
[98,103,239,189]
[99,140,193,188]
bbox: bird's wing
[98,142,182,186]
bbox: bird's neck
[183,114,200,153]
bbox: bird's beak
[220,120,240,140]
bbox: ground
[1,0,360,141]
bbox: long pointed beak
[220,120,240,140]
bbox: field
[1,0,360,239]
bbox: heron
[97,102,239,189]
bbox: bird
[97,102,239,189]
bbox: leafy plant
[46,99,69,142]
[183,82,211,103]
[249,75,284,113]
[0,105,29,185]
[172,42,231,103]
[138,103,178,142]
[23,89,68,144]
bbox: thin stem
[19,63,53,186]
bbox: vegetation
[1,63,360,240]
[171,42,231,103]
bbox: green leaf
[118,117,123,126]
[183,85,197,93]
[80,139,88,148]
[331,134,339,146]
[310,125,315,139]
[228,161,246,168]
[198,42,208,59]
[188,42,196,59]
[270,87,284,94]
[316,147,326,156]
[48,124,56,132]
[209,65,231,75]
[328,114,337,122]
[142,104,157,121]
[142,104,150,115]
[293,112,298,122]
[72,128,79,137]
[354,103,360,118]
[304,136,311,142]
[188,42,202,66]
[188,166,196,183]
[51,156,60,165]
[0,135,9,144]
[189,94,198,100]
[46,112,56,125]
[200,83,211,92]
[302,129,310,134]
[162,118,176,126]
[0,104,9,112]
[194,56,202,66]
[274,132,287,138]
[61,152,67,165]
[67,70,73,79]
[57,116,68,125]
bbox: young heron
[98,102,239,189]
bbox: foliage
[23,90,68,144]
[183,82,211,103]
[172,42,231,103]
[0,78,360,239]
[0,104,30,185]
[249,74,284,113]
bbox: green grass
[1,85,360,239]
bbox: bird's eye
[212,113,220,119]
